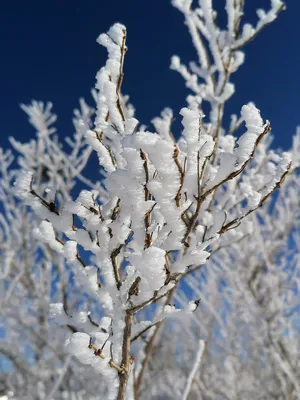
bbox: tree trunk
[116,311,133,400]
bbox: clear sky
[0,0,299,152]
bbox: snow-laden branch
[182,339,205,400]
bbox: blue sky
[0,0,299,152]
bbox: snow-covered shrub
[1,1,299,399]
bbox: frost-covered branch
[182,339,205,400]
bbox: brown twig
[116,29,127,122]
[111,244,123,290]
[174,146,187,207]
[140,150,155,249]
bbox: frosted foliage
[1,1,300,400]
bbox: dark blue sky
[0,0,299,152]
